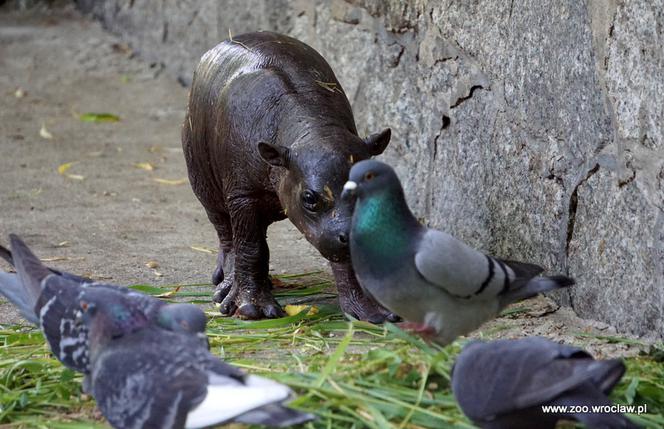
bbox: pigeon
[77,287,315,428]
[341,160,575,345]
[451,337,639,429]
[0,234,208,375]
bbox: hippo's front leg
[218,197,285,319]
[330,261,400,324]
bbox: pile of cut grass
[0,273,663,428]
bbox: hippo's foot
[338,290,401,324]
[330,261,400,324]
[211,250,235,287]
[215,277,285,319]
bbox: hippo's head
[258,128,391,262]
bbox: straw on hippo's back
[182,31,397,322]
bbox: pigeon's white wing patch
[414,229,504,298]
[184,374,291,429]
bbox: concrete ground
[0,5,651,358]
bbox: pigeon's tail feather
[0,244,14,267]
[1,242,91,284]
[501,259,544,279]
[555,384,639,429]
[587,359,626,395]
[575,411,640,429]
[184,374,294,429]
[0,272,39,324]
[235,403,315,427]
[501,275,575,306]
[9,235,51,304]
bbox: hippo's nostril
[338,233,348,244]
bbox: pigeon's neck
[352,189,420,265]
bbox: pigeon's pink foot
[398,321,438,341]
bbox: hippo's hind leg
[219,196,285,319]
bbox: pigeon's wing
[37,275,91,372]
[184,347,314,428]
[92,333,209,429]
[452,337,592,420]
[82,280,171,323]
[414,229,515,299]
[414,230,573,304]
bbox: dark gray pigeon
[341,160,575,345]
[0,234,208,375]
[77,287,314,428]
[451,337,639,429]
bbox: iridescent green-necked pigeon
[78,287,314,428]
[0,234,207,374]
[452,337,639,428]
[341,160,575,345]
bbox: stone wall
[74,0,664,338]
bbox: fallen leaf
[284,304,319,317]
[145,260,159,269]
[134,162,155,171]
[40,256,85,262]
[57,162,75,175]
[156,285,181,298]
[79,112,120,123]
[57,162,85,181]
[153,177,188,186]
[39,123,53,139]
[190,245,216,254]
[14,87,26,98]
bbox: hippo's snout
[314,221,352,263]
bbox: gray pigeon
[341,160,575,345]
[77,287,315,428]
[451,337,639,428]
[0,234,208,375]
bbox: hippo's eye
[364,171,376,181]
[301,190,320,212]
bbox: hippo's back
[199,32,341,90]
[182,31,357,207]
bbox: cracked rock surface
[43,0,664,338]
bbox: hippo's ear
[257,142,290,169]
[364,128,391,156]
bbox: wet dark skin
[182,31,398,322]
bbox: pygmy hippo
[182,31,398,322]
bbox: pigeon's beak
[341,180,357,204]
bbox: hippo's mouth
[316,245,351,264]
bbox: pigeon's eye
[301,190,320,212]
[80,301,90,312]
[364,171,376,181]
